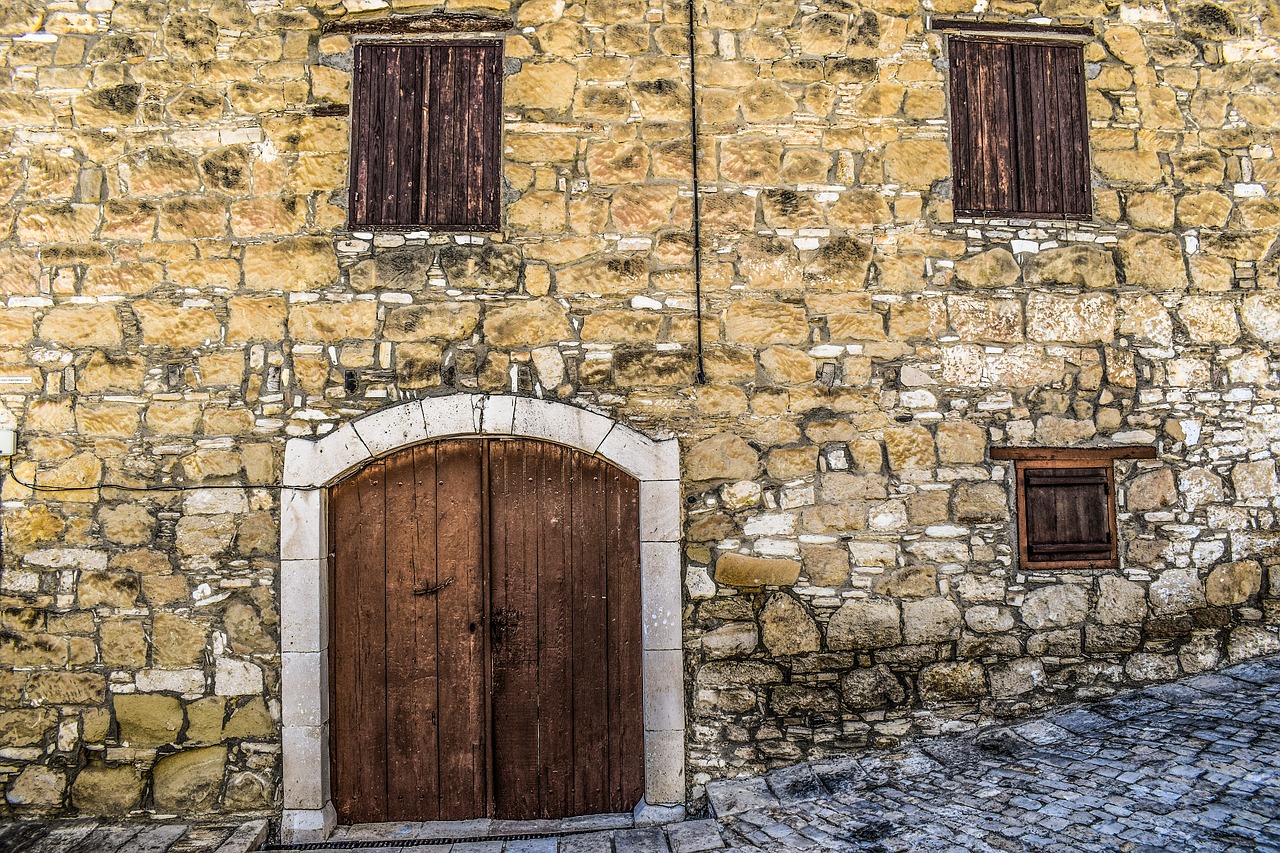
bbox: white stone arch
[278,394,684,842]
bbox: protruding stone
[1206,560,1261,606]
[687,433,758,482]
[714,554,801,588]
[827,599,901,649]
[151,746,227,813]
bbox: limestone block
[839,665,904,709]
[0,708,57,747]
[5,765,65,807]
[557,256,648,295]
[587,141,650,184]
[482,298,573,349]
[153,613,207,667]
[1128,468,1176,511]
[70,763,143,815]
[741,80,797,121]
[955,248,1020,288]
[687,433,758,483]
[719,137,783,184]
[288,301,377,342]
[152,746,227,813]
[1118,232,1188,290]
[1233,460,1278,499]
[714,553,801,588]
[725,300,808,345]
[1227,626,1280,663]
[1094,150,1164,183]
[902,597,962,643]
[78,571,139,609]
[383,303,480,342]
[759,346,815,386]
[114,693,183,746]
[882,140,949,185]
[701,622,758,659]
[826,599,901,649]
[1118,294,1174,348]
[884,426,935,471]
[1023,245,1118,289]
[1149,567,1206,615]
[1178,297,1239,344]
[614,351,695,387]
[947,296,1022,344]
[1026,293,1116,344]
[1241,295,1280,343]
[243,238,338,291]
[1206,560,1261,606]
[1094,576,1147,625]
[1022,585,1088,630]
[919,661,986,702]
[133,300,222,348]
[936,421,985,465]
[765,446,818,480]
[760,593,821,656]
[989,659,1045,697]
[1125,653,1180,682]
[175,514,237,556]
[39,305,122,348]
[506,60,576,112]
[964,605,1014,633]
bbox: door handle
[414,577,453,596]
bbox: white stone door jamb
[279,394,685,842]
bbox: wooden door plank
[384,444,441,821]
[569,454,610,818]
[489,439,543,820]
[434,439,488,820]
[536,442,574,818]
[605,464,644,813]
[330,461,389,824]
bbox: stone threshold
[266,813,641,849]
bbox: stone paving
[265,656,1280,853]
[0,818,267,853]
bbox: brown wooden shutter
[424,42,503,230]
[1022,467,1112,561]
[1011,42,1090,217]
[949,38,1016,216]
[949,36,1090,218]
[351,43,429,228]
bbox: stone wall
[1,0,1279,819]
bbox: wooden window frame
[348,38,504,232]
[992,446,1156,571]
[944,30,1093,221]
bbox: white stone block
[281,489,325,562]
[282,651,328,727]
[642,649,686,733]
[421,393,484,438]
[644,729,686,806]
[281,559,328,653]
[283,725,330,809]
[135,668,205,694]
[641,542,682,652]
[513,396,613,454]
[284,423,371,488]
[477,394,517,434]
[639,480,681,543]
[215,657,264,696]
[599,427,678,481]
[353,401,430,457]
[281,805,337,845]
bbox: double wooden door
[328,438,644,824]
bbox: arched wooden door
[328,438,645,824]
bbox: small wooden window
[350,40,503,230]
[947,36,1091,219]
[993,446,1156,570]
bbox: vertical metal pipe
[687,0,707,384]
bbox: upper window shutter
[948,35,1091,218]
[949,39,1016,216]
[424,42,503,230]
[351,43,429,228]
[1011,42,1090,217]
[1023,467,1112,561]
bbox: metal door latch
[413,577,454,596]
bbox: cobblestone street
[270,656,1280,853]
[4,658,1277,853]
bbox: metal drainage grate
[268,827,613,850]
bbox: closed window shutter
[949,39,1016,215]
[1023,468,1111,561]
[351,43,429,228]
[425,42,502,230]
[1011,42,1090,217]
[350,42,501,229]
[949,36,1090,218]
